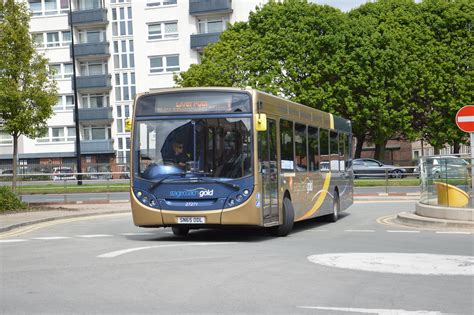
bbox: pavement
[1,192,473,234]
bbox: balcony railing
[190,32,221,49]
[81,139,114,154]
[74,74,111,92]
[69,9,107,26]
[189,0,232,15]
[72,42,110,60]
[76,107,113,122]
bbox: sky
[309,0,370,12]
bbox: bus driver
[171,141,188,170]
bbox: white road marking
[307,253,474,276]
[297,306,443,314]
[120,232,155,236]
[98,242,237,258]
[436,231,471,235]
[344,230,375,232]
[32,236,71,240]
[76,234,113,238]
[387,230,420,233]
[0,239,28,243]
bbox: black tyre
[172,226,190,236]
[269,197,294,237]
[391,169,403,178]
[327,192,340,223]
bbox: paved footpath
[0,202,131,233]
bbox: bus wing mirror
[125,118,132,132]
[256,113,267,131]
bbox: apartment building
[0,0,267,172]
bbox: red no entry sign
[456,105,474,132]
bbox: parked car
[351,158,407,178]
[417,156,469,179]
[52,167,77,181]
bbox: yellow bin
[435,182,469,207]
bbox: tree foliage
[176,0,473,158]
[0,0,58,191]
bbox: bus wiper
[190,177,240,190]
[148,173,185,191]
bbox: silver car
[352,158,406,178]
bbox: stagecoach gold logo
[170,188,214,198]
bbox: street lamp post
[68,0,82,185]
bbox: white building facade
[0,0,268,172]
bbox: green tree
[0,0,58,192]
[341,0,424,159]
[412,0,473,153]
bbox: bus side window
[339,133,347,171]
[294,123,307,172]
[280,119,294,171]
[308,126,319,171]
[330,131,339,172]
[319,129,329,171]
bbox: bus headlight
[225,187,253,208]
[134,190,159,209]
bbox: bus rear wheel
[172,226,190,236]
[269,197,294,237]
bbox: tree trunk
[12,134,18,193]
[374,140,388,162]
[453,142,460,154]
[354,134,365,159]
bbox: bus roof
[140,87,351,133]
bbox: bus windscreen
[136,92,251,115]
[136,117,252,179]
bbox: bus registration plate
[177,217,206,224]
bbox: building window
[79,61,107,76]
[50,63,73,79]
[0,131,13,145]
[28,0,69,17]
[78,29,106,44]
[116,104,130,134]
[114,72,136,101]
[146,0,177,7]
[81,94,109,109]
[77,0,102,10]
[112,6,133,37]
[83,126,111,141]
[198,17,228,34]
[54,95,74,111]
[33,31,70,48]
[148,21,178,40]
[113,39,134,69]
[149,55,179,73]
[36,126,75,143]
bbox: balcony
[189,0,232,15]
[76,107,113,122]
[190,32,221,49]
[72,42,110,60]
[69,9,107,27]
[74,74,111,92]
[81,139,114,154]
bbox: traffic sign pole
[471,133,474,206]
[456,106,474,205]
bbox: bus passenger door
[259,119,279,225]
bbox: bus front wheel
[269,197,294,237]
[172,226,190,236]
